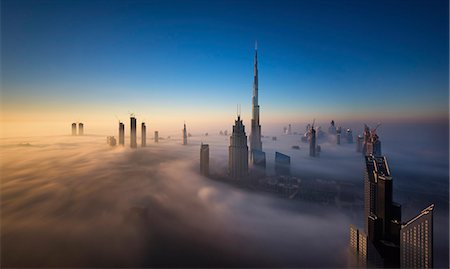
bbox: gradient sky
[1,0,449,136]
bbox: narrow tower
[182,122,187,145]
[119,122,125,146]
[229,115,249,180]
[130,116,137,148]
[71,123,77,136]
[200,143,209,176]
[141,122,146,147]
[250,41,262,162]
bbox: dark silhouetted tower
[141,122,146,147]
[275,151,290,175]
[130,116,137,148]
[200,143,209,176]
[309,124,316,157]
[229,115,248,180]
[182,123,187,145]
[119,122,125,146]
[78,123,84,135]
[154,131,159,143]
[71,123,77,136]
[250,41,262,163]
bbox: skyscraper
[356,135,364,152]
[229,115,248,180]
[400,204,434,269]
[275,151,290,175]
[78,123,84,135]
[363,155,402,267]
[130,116,137,148]
[250,41,262,162]
[154,131,159,143]
[141,122,146,147]
[200,143,209,176]
[309,125,316,157]
[182,123,187,145]
[71,123,77,136]
[119,122,125,146]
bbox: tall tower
[182,122,187,145]
[78,123,84,136]
[141,122,146,147]
[154,131,159,143]
[309,125,316,157]
[200,143,209,176]
[250,41,262,162]
[130,116,137,148]
[119,122,125,146]
[229,115,248,180]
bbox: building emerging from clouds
[141,122,146,147]
[182,123,187,145]
[250,42,263,165]
[71,123,77,136]
[309,124,316,157]
[119,122,125,146]
[130,116,137,148]
[200,143,209,176]
[229,115,248,180]
[154,131,159,143]
[78,123,84,136]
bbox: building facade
[130,116,137,148]
[229,115,248,180]
[141,122,146,147]
[119,122,125,146]
[250,42,263,163]
[200,143,209,176]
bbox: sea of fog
[1,122,448,267]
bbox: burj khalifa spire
[250,41,262,162]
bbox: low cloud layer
[1,121,448,267]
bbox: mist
[1,120,448,267]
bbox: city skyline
[0,1,448,268]
[1,0,449,138]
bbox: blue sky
[1,0,449,128]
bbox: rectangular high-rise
[400,204,434,269]
[154,131,159,143]
[141,122,146,147]
[119,122,125,146]
[229,116,248,180]
[200,143,209,176]
[130,116,137,148]
[78,123,84,135]
[182,123,187,145]
[275,151,290,175]
[309,127,316,157]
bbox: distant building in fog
[154,131,159,143]
[119,122,125,146]
[182,123,187,145]
[328,120,337,134]
[141,122,146,147]
[71,123,77,136]
[356,135,363,152]
[130,116,137,148]
[337,133,341,145]
[228,115,248,180]
[200,143,209,176]
[107,136,116,146]
[309,125,316,157]
[346,128,353,143]
[287,124,292,135]
[78,123,84,135]
[275,151,290,175]
[252,149,266,168]
[363,124,382,156]
[400,204,434,269]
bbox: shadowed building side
[154,131,159,143]
[119,122,125,146]
[141,122,146,147]
[130,116,137,148]
[200,143,209,176]
[229,115,248,180]
[182,123,187,145]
